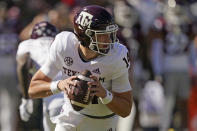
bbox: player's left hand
[88,75,106,98]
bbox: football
[70,70,93,111]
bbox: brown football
[70,70,93,111]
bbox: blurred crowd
[1,0,197,131]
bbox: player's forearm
[29,70,53,98]
[16,54,30,98]
[107,91,132,118]
[17,66,29,98]
[29,80,53,98]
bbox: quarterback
[29,5,132,131]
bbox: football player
[29,5,133,131]
[16,21,64,131]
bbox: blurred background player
[138,80,165,131]
[188,32,197,131]
[151,5,194,131]
[16,21,64,131]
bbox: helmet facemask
[85,24,119,55]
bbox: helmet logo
[76,11,93,29]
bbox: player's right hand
[57,76,78,99]
[19,98,33,122]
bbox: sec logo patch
[64,57,73,66]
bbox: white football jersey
[41,31,132,116]
[17,37,63,106]
[17,37,54,69]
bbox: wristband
[50,80,61,94]
[99,89,113,104]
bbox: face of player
[85,24,118,55]
[80,33,113,60]
[94,33,112,49]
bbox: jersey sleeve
[16,41,30,56]
[40,33,62,79]
[112,46,132,93]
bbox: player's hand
[19,98,33,122]
[88,75,106,98]
[57,76,78,99]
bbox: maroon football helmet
[31,21,58,39]
[74,5,119,55]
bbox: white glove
[19,98,33,122]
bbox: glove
[19,98,33,122]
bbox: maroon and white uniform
[41,31,132,131]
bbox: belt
[81,113,116,119]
